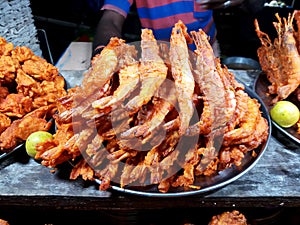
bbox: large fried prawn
[169,20,195,135]
[255,12,300,103]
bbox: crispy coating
[11,46,34,62]
[0,37,13,56]
[70,158,95,181]
[22,55,59,81]
[0,93,33,118]
[169,21,195,135]
[208,210,248,225]
[0,112,11,134]
[0,106,54,151]
[0,55,19,83]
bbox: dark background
[30,0,140,64]
[29,0,299,65]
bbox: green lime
[270,100,300,128]
[25,131,53,158]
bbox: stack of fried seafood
[0,37,66,152]
[254,10,300,133]
[36,20,269,193]
[255,11,300,104]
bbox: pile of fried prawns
[0,37,66,152]
[255,10,300,133]
[36,20,269,193]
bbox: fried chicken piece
[0,55,19,84]
[15,68,39,96]
[22,55,59,81]
[0,105,54,151]
[0,112,11,133]
[32,75,67,108]
[11,46,34,62]
[16,69,66,108]
[0,37,13,56]
[0,93,33,118]
[208,210,248,225]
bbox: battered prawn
[92,58,140,110]
[125,29,168,114]
[188,29,228,136]
[120,81,177,141]
[223,96,261,146]
[60,38,137,121]
[169,20,195,135]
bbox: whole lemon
[270,100,300,128]
[25,131,53,158]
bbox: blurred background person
[92,0,266,58]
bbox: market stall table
[0,66,299,224]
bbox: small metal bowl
[222,57,261,70]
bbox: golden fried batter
[0,55,19,83]
[0,93,33,118]
[0,37,13,56]
[11,46,34,62]
[0,86,9,99]
[0,105,54,151]
[16,68,40,97]
[0,112,11,134]
[22,55,59,81]
[208,210,248,225]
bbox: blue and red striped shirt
[101,0,216,45]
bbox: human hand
[196,0,245,10]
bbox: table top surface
[0,69,299,210]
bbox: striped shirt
[102,0,216,45]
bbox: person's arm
[92,9,126,56]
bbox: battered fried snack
[0,105,55,151]
[37,21,269,193]
[0,93,33,118]
[255,11,300,135]
[0,36,67,152]
[0,112,11,134]
[0,218,9,225]
[208,210,248,225]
